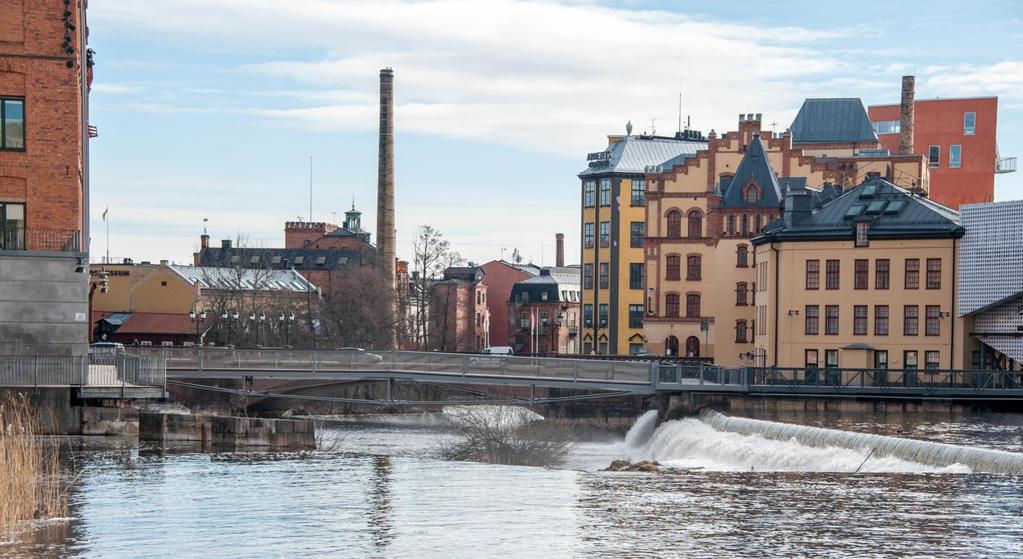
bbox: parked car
[334,347,384,363]
[469,346,514,368]
[89,341,124,357]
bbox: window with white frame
[950,145,962,168]
[963,112,976,136]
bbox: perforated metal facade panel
[958,200,1023,317]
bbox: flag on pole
[102,206,108,221]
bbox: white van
[481,346,513,356]
[470,346,514,368]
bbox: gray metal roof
[790,98,879,145]
[755,178,963,245]
[579,135,707,177]
[720,135,784,209]
[170,265,317,293]
[198,247,370,271]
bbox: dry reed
[0,392,70,534]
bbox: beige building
[642,104,929,364]
[752,178,967,371]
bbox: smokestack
[200,234,209,249]
[377,68,397,346]
[899,75,915,154]
[555,233,565,268]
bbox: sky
[86,0,1023,266]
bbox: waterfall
[624,410,659,448]
[700,410,1023,475]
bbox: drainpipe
[950,238,957,369]
[771,242,780,367]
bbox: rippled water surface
[6,410,1023,557]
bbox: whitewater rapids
[618,410,1023,474]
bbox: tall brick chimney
[555,233,565,268]
[377,68,397,346]
[899,75,915,154]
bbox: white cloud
[924,61,1023,104]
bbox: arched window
[687,209,703,238]
[735,320,748,343]
[665,335,680,356]
[745,185,759,204]
[685,336,700,357]
[741,215,749,235]
[687,255,702,280]
[666,255,681,280]
[666,210,682,238]
[737,244,749,267]
[665,294,680,317]
[754,214,763,233]
[736,282,748,305]
[686,293,701,318]
[727,215,736,236]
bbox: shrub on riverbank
[438,406,573,467]
[0,393,69,532]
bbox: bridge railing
[0,354,166,388]
[745,367,1023,393]
[129,347,654,385]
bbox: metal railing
[744,367,1023,393]
[996,156,1017,174]
[0,354,166,388]
[0,228,82,252]
[128,347,654,385]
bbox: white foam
[623,410,659,449]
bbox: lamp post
[278,311,295,347]
[188,309,207,346]
[553,311,564,355]
[249,311,267,347]
[221,309,240,346]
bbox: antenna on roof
[649,117,657,136]
[677,83,682,134]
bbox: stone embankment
[140,412,315,449]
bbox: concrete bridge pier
[657,391,731,422]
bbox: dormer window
[745,184,759,204]
[855,221,870,247]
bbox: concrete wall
[0,252,88,355]
[140,412,315,449]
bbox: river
[6,408,1023,558]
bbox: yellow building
[578,125,708,354]
[752,178,968,371]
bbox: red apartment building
[869,80,1014,209]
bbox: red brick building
[479,260,538,350]
[869,82,1013,209]
[0,0,91,251]
[429,266,488,352]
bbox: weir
[700,410,1023,475]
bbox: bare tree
[410,225,462,350]
[321,266,397,349]
[438,406,574,467]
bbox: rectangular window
[950,145,961,169]
[855,222,869,247]
[629,263,644,289]
[735,321,747,343]
[583,264,593,289]
[825,350,839,369]
[630,222,645,248]
[599,221,610,247]
[1,98,25,149]
[964,112,976,135]
[631,179,646,206]
[805,260,820,290]
[584,223,594,248]
[583,304,593,327]
[685,294,700,318]
[928,145,940,167]
[854,259,868,289]
[925,351,940,370]
[926,258,941,289]
[904,350,918,371]
[905,259,919,289]
[854,305,868,335]
[926,305,941,336]
[583,342,593,354]
[874,350,888,370]
[904,305,919,336]
[629,343,644,355]
[599,179,611,206]
[598,263,609,289]
[826,260,840,290]
[805,349,819,369]
[825,305,839,335]
[805,305,819,335]
[585,181,597,207]
[665,295,680,318]
[875,259,890,290]
[872,120,900,134]
[874,305,889,336]
[598,304,609,327]
[686,255,701,281]
[598,342,609,355]
[0,201,26,250]
[629,304,644,329]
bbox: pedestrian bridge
[126,348,1023,403]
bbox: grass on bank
[0,392,71,534]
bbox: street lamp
[553,311,565,355]
[188,309,207,345]
[221,309,240,346]
[278,311,295,347]
[249,311,267,346]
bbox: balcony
[1,228,82,253]
[996,157,1017,174]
